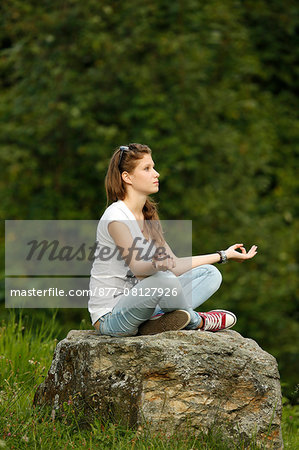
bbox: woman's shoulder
[100,200,131,221]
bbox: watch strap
[217,250,228,264]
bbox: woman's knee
[206,264,222,290]
[191,264,222,290]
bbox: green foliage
[0,0,298,401]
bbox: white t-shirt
[88,200,157,325]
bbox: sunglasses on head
[118,145,129,170]
[118,144,141,171]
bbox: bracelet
[217,250,228,264]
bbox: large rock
[33,329,283,448]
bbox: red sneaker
[198,310,237,332]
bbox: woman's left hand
[225,243,258,262]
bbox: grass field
[0,312,298,449]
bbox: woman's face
[124,153,160,195]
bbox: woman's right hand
[152,250,176,271]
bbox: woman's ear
[121,171,133,185]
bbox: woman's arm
[108,221,176,278]
[163,242,258,277]
[108,221,157,277]
[109,222,257,278]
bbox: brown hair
[105,143,165,246]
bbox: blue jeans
[96,264,222,336]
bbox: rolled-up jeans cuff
[96,312,111,335]
[185,311,201,330]
[98,311,140,337]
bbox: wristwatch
[217,250,228,264]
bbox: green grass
[281,399,299,450]
[0,311,298,449]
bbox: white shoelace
[203,313,223,331]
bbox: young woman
[88,143,257,336]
